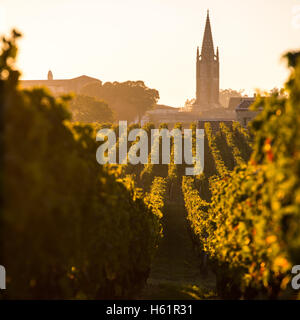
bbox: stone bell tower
[193,10,220,112]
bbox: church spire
[194,10,220,110]
[201,10,214,59]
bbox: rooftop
[236,98,256,111]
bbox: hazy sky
[1,0,299,107]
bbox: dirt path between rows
[138,191,216,300]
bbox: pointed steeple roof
[201,10,215,59]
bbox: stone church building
[193,10,220,112]
[143,11,257,127]
[143,11,232,127]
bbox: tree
[70,95,114,123]
[81,80,159,123]
[219,89,244,108]
[184,98,196,110]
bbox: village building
[20,72,101,95]
[235,98,260,127]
